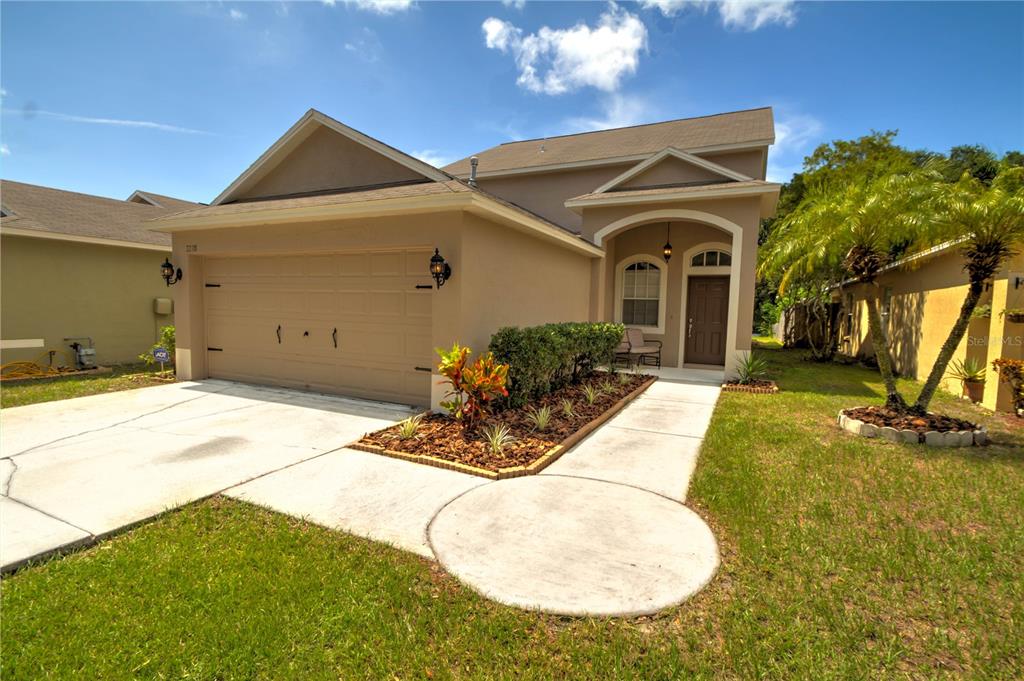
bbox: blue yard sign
[153,347,171,368]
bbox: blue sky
[1,1,1021,203]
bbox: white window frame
[615,254,668,334]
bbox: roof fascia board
[211,110,449,206]
[591,147,751,194]
[453,139,774,180]
[565,184,781,212]
[0,226,171,252]
[126,190,161,207]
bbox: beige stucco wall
[701,149,767,180]
[237,126,425,201]
[477,164,632,233]
[842,249,1024,412]
[621,156,725,189]
[577,195,762,375]
[0,235,172,366]
[168,210,596,407]
[603,221,733,366]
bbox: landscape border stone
[837,408,987,447]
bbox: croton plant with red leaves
[436,343,509,428]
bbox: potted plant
[1002,308,1024,324]
[948,357,987,403]
[971,304,992,320]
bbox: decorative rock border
[350,376,658,480]
[837,410,988,447]
[721,381,779,394]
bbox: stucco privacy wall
[604,221,732,367]
[580,196,762,374]
[842,249,1024,413]
[0,235,171,364]
[236,126,425,202]
[169,210,594,408]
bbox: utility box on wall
[154,297,173,315]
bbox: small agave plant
[582,384,600,405]
[481,422,516,455]
[618,372,631,386]
[525,405,552,432]
[601,378,616,394]
[561,398,575,417]
[395,414,423,440]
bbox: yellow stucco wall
[841,249,1024,412]
[1,235,172,366]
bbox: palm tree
[912,168,1024,413]
[760,172,936,411]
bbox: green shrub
[139,325,176,366]
[489,322,624,407]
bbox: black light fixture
[161,258,183,286]
[429,248,452,289]
[662,222,673,262]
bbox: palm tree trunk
[912,281,984,414]
[864,293,908,410]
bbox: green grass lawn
[3,348,1021,679]
[1,365,172,408]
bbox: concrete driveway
[0,380,416,571]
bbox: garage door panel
[204,250,433,406]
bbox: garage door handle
[276,325,281,344]
[332,327,338,348]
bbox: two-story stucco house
[154,107,780,408]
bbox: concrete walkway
[428,373,722,616]
[4,373,723,617]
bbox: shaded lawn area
[2,347,1022,679]
[1,365,172,408]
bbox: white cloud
[640,0,796,31]
[767,112,824,182]
[718,1,795,31]
[229,8,247,21]
[412,149,454,168]
[5,108,211,135]
[502,0,527,9]
[0,88,7,97]
[342,0,414,14]
[482,3,648,95]
[563,93,657,133]
[1,143,9,157]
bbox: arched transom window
[690,249,732,267]
[621,261,662,327]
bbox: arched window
[621,260,662,328]
[690,249,732,267]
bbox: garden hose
[0,349,77,381]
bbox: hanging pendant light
[662,222,673,261]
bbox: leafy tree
[761,172,937,409]
[912,167,1024,413]
[945,144,1000,185]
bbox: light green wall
[1,235,173,366]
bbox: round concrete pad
[428,475,719,617]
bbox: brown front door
[685,276,729,365]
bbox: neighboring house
[839,243,1024,413]
[153,108,780,408]
[0,181,200,367]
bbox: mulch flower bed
[843,406,976,434]
[357,372,652,475]
[722,379,779,394]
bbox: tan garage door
[204,250,434,406]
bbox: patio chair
[614,332,633,368]
[625,328,662,369]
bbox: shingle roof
[0,180,199,247]
[127,190,205,212]
[444,107,774,176]
[156,180,472,221]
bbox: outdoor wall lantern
[430,248,452,289]
[662,222,673,262]
[161,258,183,286]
